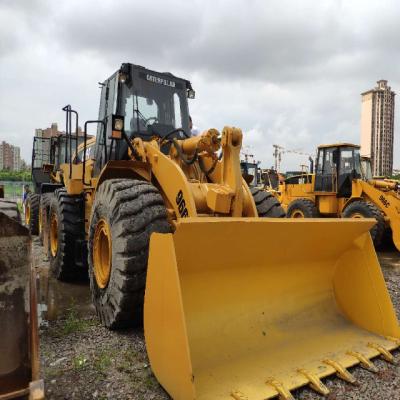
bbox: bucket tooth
[231,390,248,400]
[346,351,378,373]
[266,379,295,400]
[323,359,357,384]
[297,369,330,395]
[368,343,396,364]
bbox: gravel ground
[34,238,400,400]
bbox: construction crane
[272,144,312,172]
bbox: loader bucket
[144,218,400,400]
[0,213,44,399]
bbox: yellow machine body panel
[144,218,400,400]
[279,175,315,212]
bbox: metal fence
[0,181,30,202]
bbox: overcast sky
[1,0,399,170]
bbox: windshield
[340,147,361,177]
[241,163,257,185]
[361,158,373,180]
[122,71,190,139]
[33,138,51,168]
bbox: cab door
[314,147,338,193]
[93,73,118,175]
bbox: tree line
[0,170,31,181]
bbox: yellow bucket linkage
[144,218,400,400]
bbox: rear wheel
[88,179,171,329]
[25,193,40,234]
[0,199,21,222]
[342,200,385,247]
[287,198,319,218]
[49,189,86,281]
[251,187,285,217]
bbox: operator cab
[240,161,259,186]
[93,63,195,173]
[361,156,373,181]
[315,143,362,197]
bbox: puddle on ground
[35,265,95,326]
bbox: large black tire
[88,179,171,329]
[251,187,285,217]
[0,199,21,222]
[25,193,40,234]
[342,200,385,247]
[49,189,86,281]
[287,198,319,218]
[39,193,53,244]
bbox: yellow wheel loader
[47,64,399,399]
[281,143,400,251]
[240,160,285,217]
[27,133,94,240]
[0,200,44,400]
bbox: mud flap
[144,218,400,400]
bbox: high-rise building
[360,80,395,177]
[0,141,22,171]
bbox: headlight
[114,118,124,131]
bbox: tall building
[0,141,22,171]
[360,80,395,177]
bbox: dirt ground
[34,237,400,400]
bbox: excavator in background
[44,63,399,400]
[282,143,400,250]
[0,199,44,400]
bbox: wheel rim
[291,209,305,218]
[93,219,112,289]
[25,203,31,225]
[349,212,364,219]
[50,212,58,257]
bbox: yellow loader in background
[282,143,400,251]
[46,64,399,399]
[240,159,285,217]
[26,133,95,241]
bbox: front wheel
[39,193,53,244]
[342,200,385,247]
[251,187,285,217]
[287,198,319,218]
[88,179,171,329]
[48,189,86,281]
[25,193,40,234]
